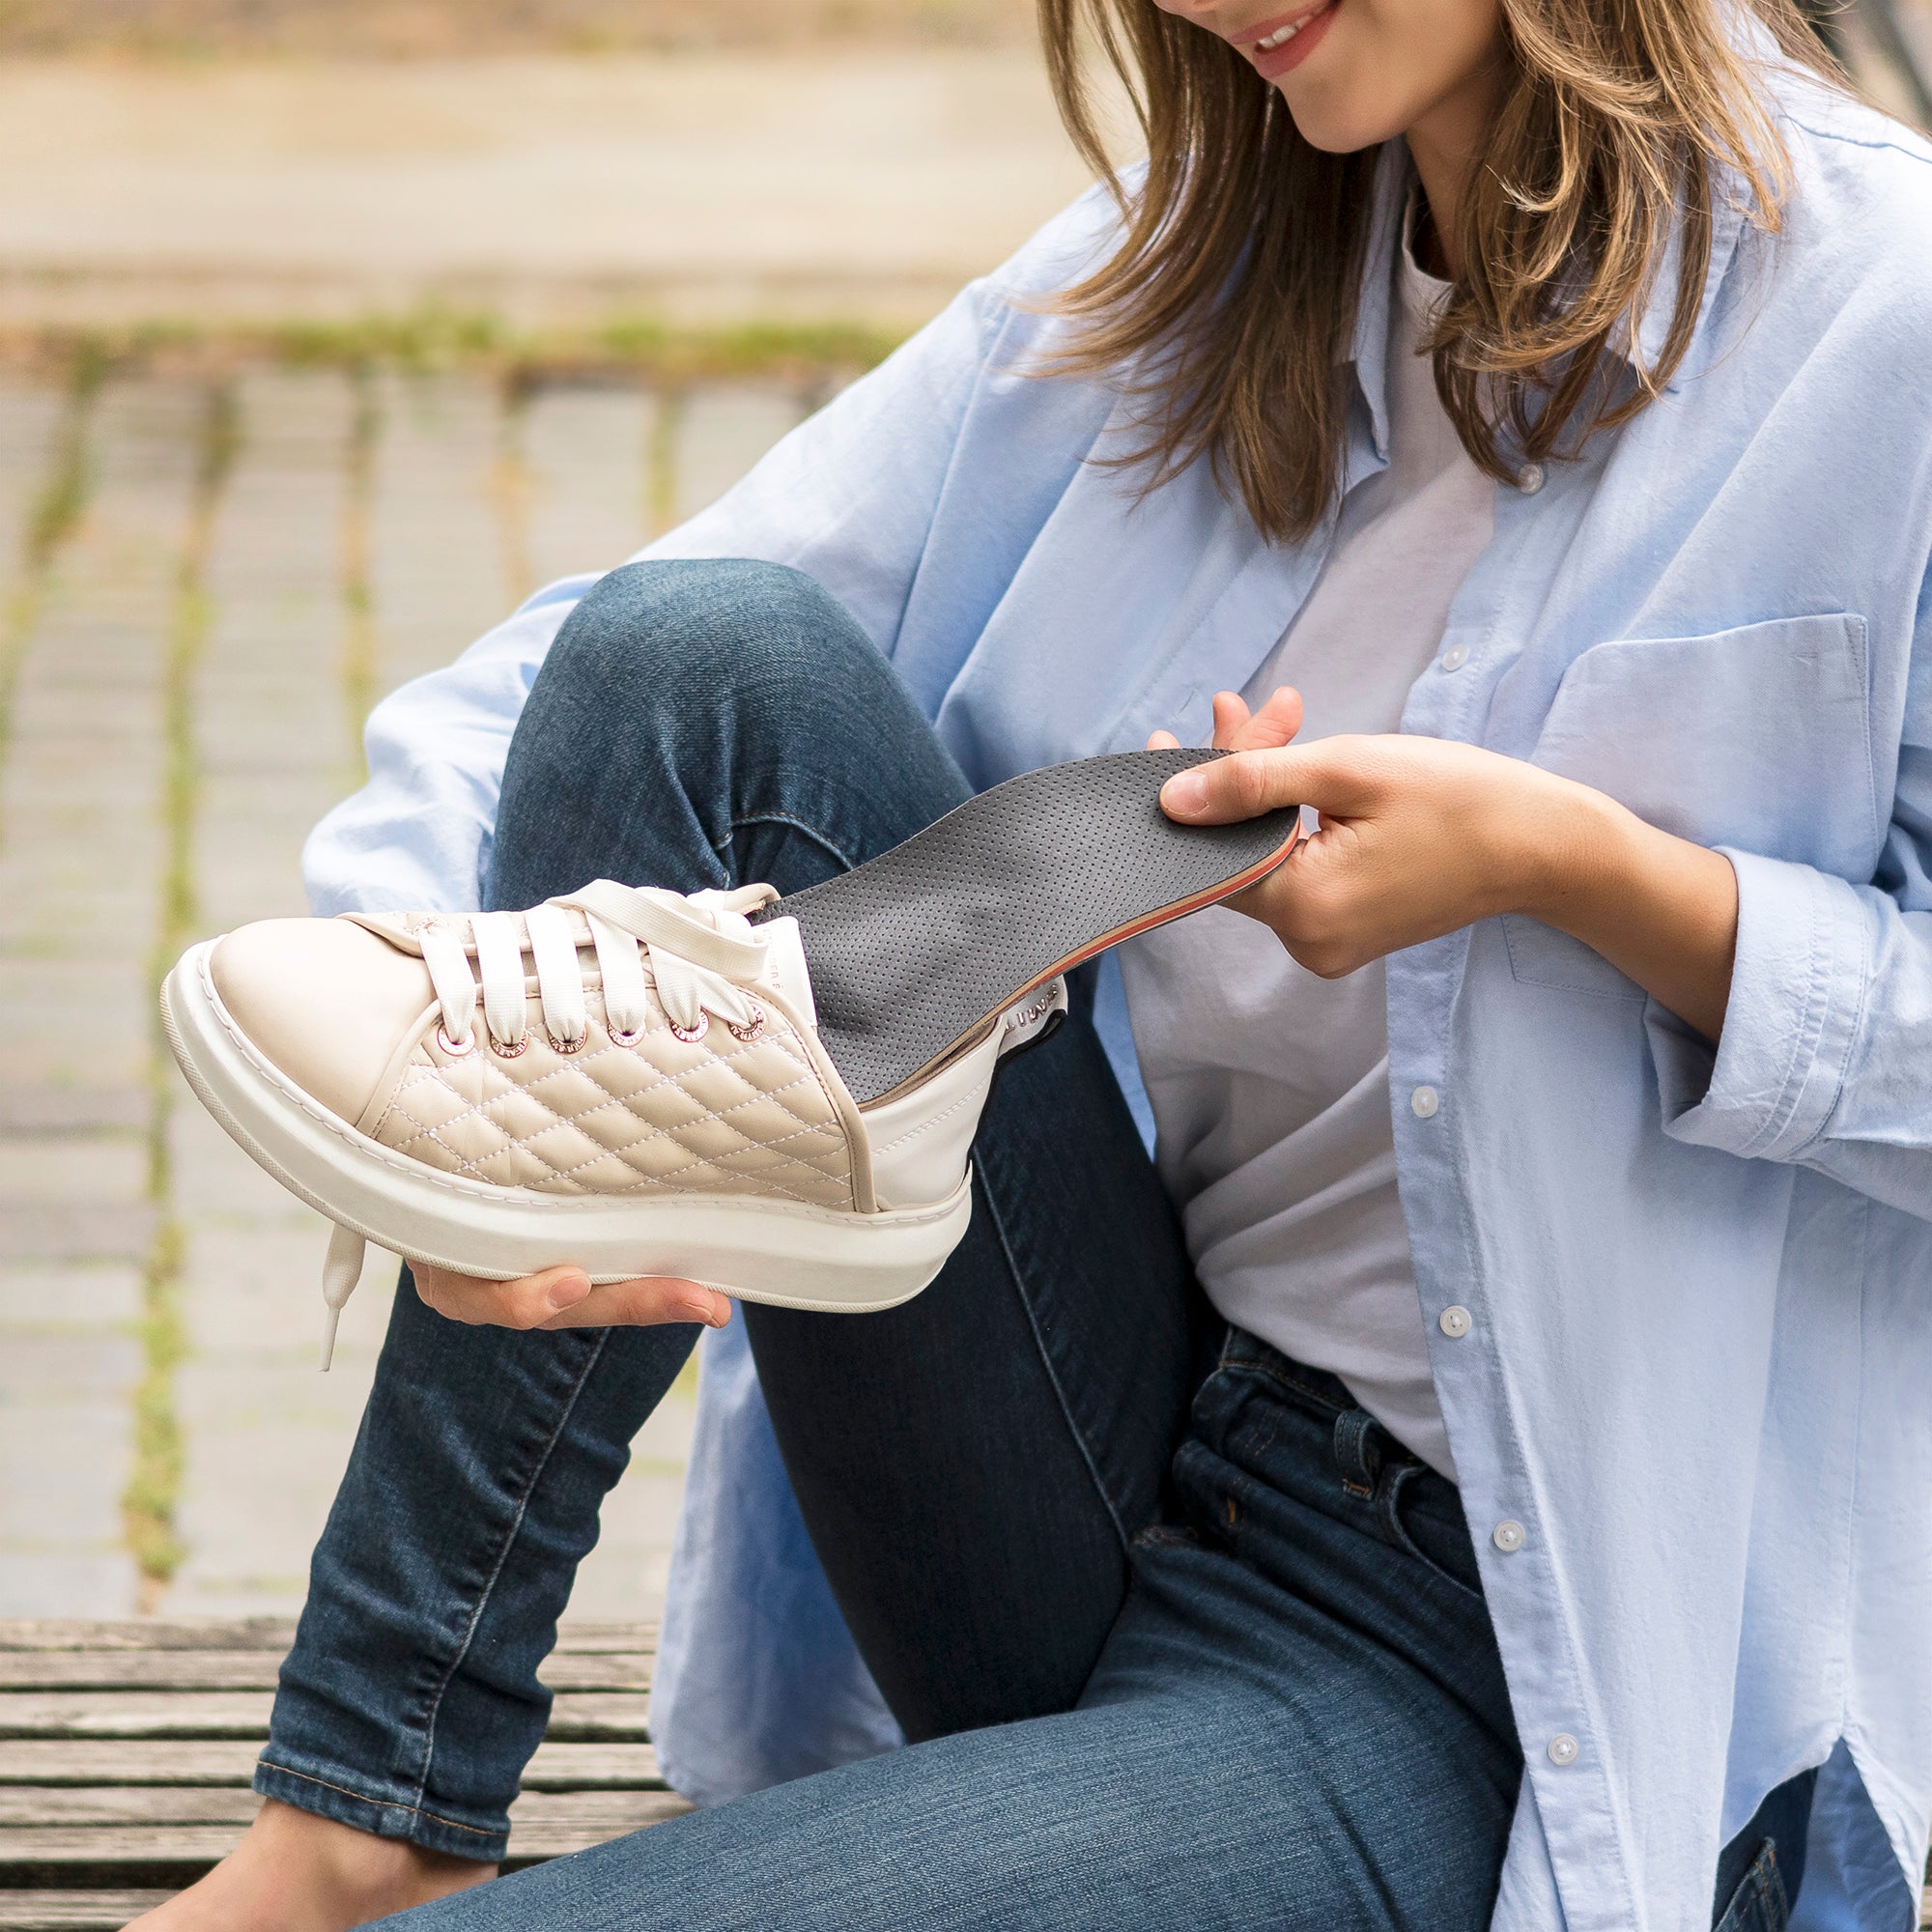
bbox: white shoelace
[415,881,778,1055]
[314,880,783,1372]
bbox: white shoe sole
[161,940,972,1314]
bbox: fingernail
[548,1273,591,1313]
[1162,771,1208,817]
[689,1297,729,1328]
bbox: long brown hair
[1036,0,1839,541]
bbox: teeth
[1256,19,1303,49]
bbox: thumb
[1159,739,1379,826]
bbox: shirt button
[1410,1085,1439,1119]
[1517,463,1546,495]
[1548,1733,1580,1766]
[1492,1520,1526,1553]
[1438,1305,1472,1339]
[1440,643,1469,671]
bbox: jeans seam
[976,1168,1133,1552]
[257,1759,501,1838]
[725,809,860,878]
[406,1327,615,1816]
[1714,1840,1785,1932]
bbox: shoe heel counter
[861,1026,1003,1211]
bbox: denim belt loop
[1334,1406,1431,1557]
[1332,1407,1384,1500]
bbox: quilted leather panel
[368,986,855,1208]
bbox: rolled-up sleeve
[1652,581,1932,1223]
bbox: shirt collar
[1345,142,1412,465]
[1629,170,1752,380]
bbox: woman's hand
[412,1262,732,1332]
[1151,688,1740,1042]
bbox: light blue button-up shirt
[305,62,1932,1932]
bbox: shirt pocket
[1504,613,1875,1000]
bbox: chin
[1272,86,1407,156]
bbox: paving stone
[0,1087,147,1137]
[0,961,151,1095]
[0,1204,157,1267]
[368,371,517,695]
[0,1333,144,1401]
[0,1362,141,1616]
[519,381,655,589]
[0,1265,142,1330]
[0,1409,136,1553]
[192,366,359,940]
[0,1549,140,1618]
[0,379,199,980]
[178,1218,370,1362]
[167,1350,393,1616]
[672,384,807,526]
[0,1136,147,1209]
[166,1075,301,1225]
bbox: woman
[138,1,1932,1927]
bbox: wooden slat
[0,1790,262,1827]
[0,1693,273,1741]
[542,1625,660,1656]
[0,1623,296,1655]
[0,1623,674,1899]
[0,1894,175,1932]
[0,1621,652,1656]
[0,1740,665,1789]
[0,1824,246,1869]
[0,1789,678,1832]
[0,1651,652,1693]
[0,1690,648,1742]
[0,1799,691,1871]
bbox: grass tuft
[0,312,907,386]
[128,379,240,1605]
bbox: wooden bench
[3,1620,1926,1928]
[0,1618,688,1930]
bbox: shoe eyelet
[552,1030,587,1055]
[668,1013,710,1045]
[609,1025,646,1048]
[436,1025,477,1059]
[726,1003,767,1043]
[492,1033,529,1059]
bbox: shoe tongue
[754,915,816,1032]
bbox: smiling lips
[1237,0,1338,77]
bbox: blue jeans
[261,561,1809,1931]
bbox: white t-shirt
[1119,219,1493,1479]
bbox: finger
[1146,728,1182,751]
[1229,686,1303,753]
[1209,691,1252,751]
[1162,737,1387,825]
[412,1261,591,1331]
[540,1277,732,1331]
[1160,746,1309,824]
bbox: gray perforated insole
[756,750,1298,1105]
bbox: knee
[538,558,881,724]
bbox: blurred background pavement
[0,0,1089,1633]
[0,0,1927,1637]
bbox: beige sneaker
[160,751,1299,1365]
